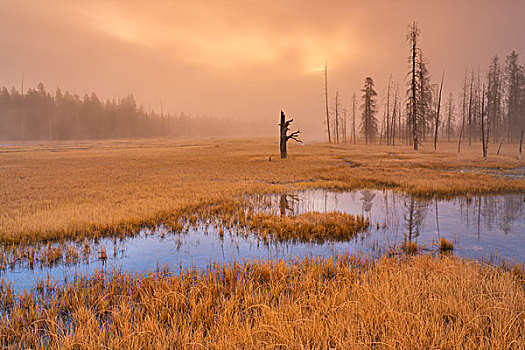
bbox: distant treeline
[0,84,270,141]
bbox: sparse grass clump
[440,237,454,251]
[402,240,419,254]
[1,254,524,349]
[0,239,127,272]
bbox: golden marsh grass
[440,237,455,252]
[1,253,524,349]
[249,211,369,243]
[1,138,524,243]
[2,138,525,348]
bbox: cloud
[68,0,360,72]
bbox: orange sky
[2,0,524,138]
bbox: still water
[3,190,524,292]
[257,190,524,261]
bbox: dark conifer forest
[0,83,269,141]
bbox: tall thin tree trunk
[352,92,356,144]
[324,62,331,143]
[335,90,340,144]
[468,72,473,147]
[519,130,524,160]
[46,95,52,142]
[19,73,25,142]
[399,99,403,145]
[497,139,504,155]
[386,75,392,145]
[458,97,466,160]
[474,68,478,142]
[447,94,452,142]
[365,90,369,145]
[280,111,287,159]
[434,72,444,151]
[481,85,487,160]
[406,110,410,146]
[460,72,468,146]
[343,108,347,143]
[392,88,398,147]
[412,37,418,150]
[485,90,490,159]
[380,105,386,145]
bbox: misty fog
[1,0,524,140]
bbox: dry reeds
[249,211,369,243]
[402,240,419,254]
[0,239,128,272]
[440,237,454,252]
[1,253,524,349]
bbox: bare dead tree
[497,139,504,155]
[343,107,347,143]
[446,93,454,142]
[46,92,52,142]
[19,73,25,142]
[468,71,474,147]
[458,75,468,160]
[399,93,403,145]
[335,89,340,144]
[405,107,410,146]
[434,72,444,151]
[458,114,466,160]
[386,75,392,145]
[380,96,386,145]
[481,84,488,160]
[279,110,301,159]
[474,70,482,144]
[324,61,331,143]
[392,86,398,146]
[518,129,523,160]
[484,88,490,159]
[407,22,420,150]
[352,92,357,144]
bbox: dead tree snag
[280,111,301,159]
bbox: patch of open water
[447,167,525,180]
[3,189,524,293]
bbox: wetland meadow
[1,139,524,348]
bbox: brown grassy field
[1,253,524,349]
[1,138,524,243]
[2,138,525,349]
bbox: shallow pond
[256,190,524,261]
[447,166,525,180]
[3,189,524,293]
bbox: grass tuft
[440,237,454,252]
[402,240,419,254]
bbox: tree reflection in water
[279,194,298,216]
[403,195,428,244]
[360,190,376,216]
